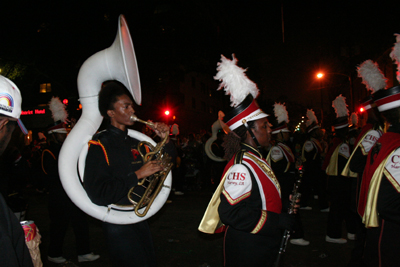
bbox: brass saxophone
[127,115,174,217]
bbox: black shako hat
[372,85,400,112]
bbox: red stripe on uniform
[243,155,282,214]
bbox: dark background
[1,0,400,131]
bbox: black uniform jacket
[84,125,176,206]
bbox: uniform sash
[198,166,233,234]
[323,137,345,175]
[341,129,374,178]
[358,132,400,227]
[198,151,280,234]
[301,137,322,162]
[266,142,295,173]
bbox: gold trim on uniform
[251,210,267,234]
[246,111,263,121]
[246,153,281,194]
[383,168,400,193]
[222,190,251,205]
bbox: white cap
[0,75,28,134]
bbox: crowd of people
[1,40,400,267]
[198,54,399,267]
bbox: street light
[316,71,353,112]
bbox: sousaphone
[58,15,171,225]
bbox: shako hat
[47,97,69,134]
[372,85,400,112]
[332,94,349,130]
[214,54,268,131]
[305,109,320,133]
[271,102,290,134]
[373,34,400,112]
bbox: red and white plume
[357,60,387,93]
[214,54,259,107]
[390,34,400,82]
[306,109,318,127]
[49,97,68,123]
[273,103,289,124]
[332,94,349,118]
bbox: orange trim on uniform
[41,149,56,175]
[88,140,110,166]
[251,210,267,234]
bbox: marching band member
[300,110,328,211]
[322,95,356,244]
[84,81,176,267]
[267,103,309,246]
[0,75,32,266]
[43,97,99,264]
[341,59,385,266]
[358,35,400,267]
[199,55,295,267]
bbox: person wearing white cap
[358,35,400,267]
[0,74,33,266]
[198,55,296,267]
[0,76,28,153]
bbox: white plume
[390,34,400,82]
[350,112,358,126]
[306,109,318,127]
[49,97,68,123]
[273,102,289,124]
[357,60,387,93]
[214,54,259,107]
[332,94,349,118]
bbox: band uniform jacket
[344,123,382,176]
[341,124,382,210]
[218,143,282,267]
[266,141,295,210]
[84,125,176,206]
[357,130,400,267]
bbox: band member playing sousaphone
[84,81,176,267]
[198,54,296,267]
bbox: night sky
[1,1,400,119]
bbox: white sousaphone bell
[204,111,230,162]
[58,15,172,225]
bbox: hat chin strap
[243,121,261,150]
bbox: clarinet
[273,166,303,267]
